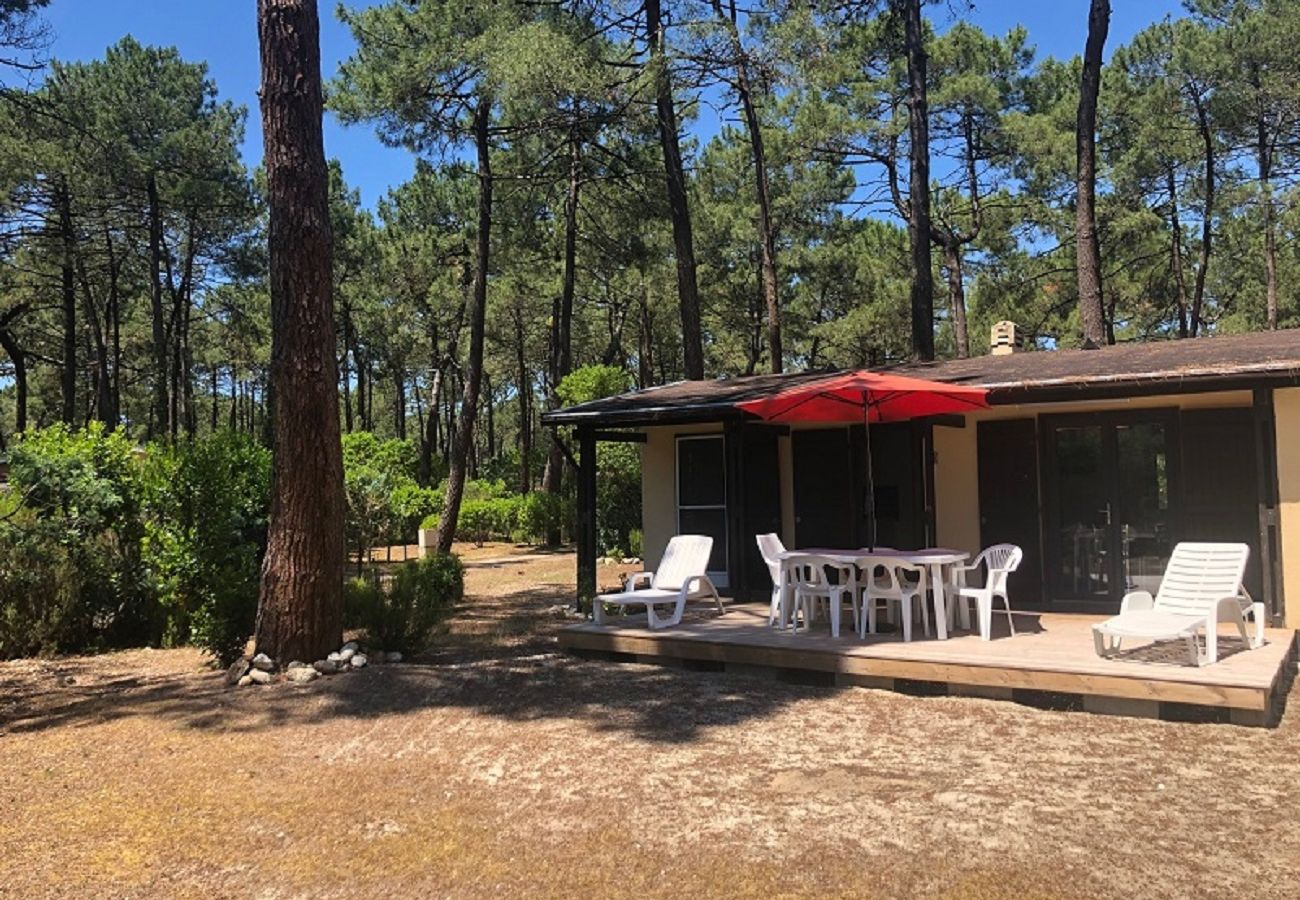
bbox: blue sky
[39,0,1186,208]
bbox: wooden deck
[559,604,1297,726]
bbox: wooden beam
[592,429,647,443]
[919,413,966,428]
[576,426,598,607]
[1253,388,1284,625]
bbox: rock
[249,668,273,685]
[225,659,251,686]
[286,660,309,670]
[237,674,253,687]
[341,641,359,652]
[385,651,403,664]
[313,659,341,674]
[350,654,368,669]
[338,647,357,663]
[327,651,343,663]
[286,666,319,684]
[251,652,275,672]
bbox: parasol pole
[862,388,876,551]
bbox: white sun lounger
[600,534,724,629]
[1092,542,1265,666]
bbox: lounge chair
[602,534,724,629]
[1092,542,1265,666]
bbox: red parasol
[736,371,989,548]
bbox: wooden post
[576,425,598,610]
[724,422,747,601]
[1253,388,1284,625]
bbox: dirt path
[2,544,1298,898]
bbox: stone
[337,647,357,663]
[385,651,403,664]
[249,668,273,685]
[225,659,251,686]
[286,660,309,670]
[350,654,368,669]
[286,666,319,684]
[341,641,359,652]
[313,659,341,674]
[251,652,275,672]
[327,651,343,663]
[237,675,253,687]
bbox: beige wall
[1275,387,1300,628]
[639,423,722,569]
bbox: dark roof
[543,329,1300,426]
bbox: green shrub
[0,423,154,656]
[419,512,440,531]
[353,552,464,653]
[461,478,509,502]
[518,492,562,544]
[596,441,641,557]
[628,528,644,558]
[457,499,495,545]
[391,482,441,542]
[141,431,271,664]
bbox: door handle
[1099,503,1112,526]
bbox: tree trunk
[393,366,406,439]
[254,0,346,664]
[645,0,705,379]
[0,323,26,433]
[1189,92,1214,339]
[941,242,969,359]
[1166,166,1190,338]
[1075,0,1109,347]
[713,0,781,372]
[434,97,493,555]
[515,306,531,493]
[147,171,171,437]
[55,177,77,425]
[1258,116,1278,330]
[896,0,934,361]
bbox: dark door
[977,419,1043,604]
[868,422,928,550]
[1043,412,1181,605]
[741,426,783,592]
[792,429,855,548]
[1180,408,1262,600]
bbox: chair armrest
[1119,590,1154,614]
[625,572,654,592]
[682,574,717,597]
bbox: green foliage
[0,424,152,657]
[141,432,271,664]
[347,553,464,653]
[517,492,564,545]
[595,442,641,557]
[556,365,634,408]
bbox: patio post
[576,424,598,609]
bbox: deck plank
[559,606,1295,713]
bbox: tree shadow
[0,587,830,745]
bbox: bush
[628,528,644,558]
[349,552,464,653]
[0,423,153,657]
[391,482,441,542]
[596,441,641,557]
[419,512,440,532]
[517,492,563,544]
[141,431,271,664]
[456,499,495,545]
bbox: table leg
[930,562,949,640]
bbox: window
[676,435,728,585]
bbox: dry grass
[2,542,1299,898]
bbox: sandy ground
[2,543,1299,899]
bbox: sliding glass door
[1043,412,1179,606]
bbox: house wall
[1275,387,1300,628]
[639,423,722,568]
[931,390,1256,570]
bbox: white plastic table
[775,548,971,640]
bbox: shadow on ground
[0,585,831,745]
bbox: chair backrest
[1153,542,1250,616]
[865,557,927,596]
[976,544,1023,595]
[786,554,848,593]
[755,533,785,587]
[653,535,714,590]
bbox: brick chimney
[990,321,1019,356]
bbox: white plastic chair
[601,534,724,629]
[756,533,787,626]
[861,558,929,641]
[952,544,1023,641]
[787,555,859,638]
[1092,542,1263,666]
